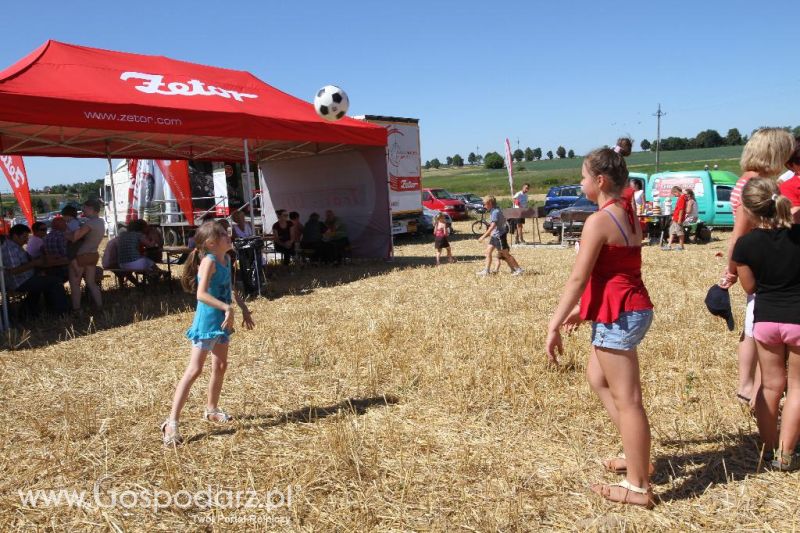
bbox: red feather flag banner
[155,160,194,226]
[0,155,34,226]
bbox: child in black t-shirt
[732,177,800,471]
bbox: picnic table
[162,245,191,280]
[502,207,545,244]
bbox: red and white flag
[504,138,514,198]
[126,159,139,223]
[0,155,34,226]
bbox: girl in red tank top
[545,138,655,508]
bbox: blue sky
[0,0,797,190]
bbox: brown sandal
[603,456,656,476]
[591,480,655,509]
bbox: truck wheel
[164,228,179,247]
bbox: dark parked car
[543,196,598,238]
[418,206,453,235]
[544,185,582,214]
[452,193,485,214]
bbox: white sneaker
[661,245,671,251]
[512,268,524,276]
[476,269,490,277]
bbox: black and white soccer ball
[314,85,349,121]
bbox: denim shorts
[191,334,230,351]
[591,309,654,350]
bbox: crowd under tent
[0,40,392,330]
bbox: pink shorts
[752,322,800,346]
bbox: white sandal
[160,419,183,446]
[591,479,655,509]
[203,407,233,423]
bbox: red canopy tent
[0,40,386,160]
[0,40,390,330]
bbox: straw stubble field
[0,221,795,531]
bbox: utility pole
[653,103,666,173]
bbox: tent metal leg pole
[0,244,9,333]
[387,177,394,262]
[107,154,119,235]
[243,139,260,296]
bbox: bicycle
[471,209,512,236]
[471,210,490,235]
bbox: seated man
[117,220,167,280]
[118,220,156,271]
[42,217,71,282]
[301,212,326,262]
[321,210,350,264]
[1,224,69,317]
[102,236,141,287]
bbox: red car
[421,188,468,220]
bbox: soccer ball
[314,85,349,121]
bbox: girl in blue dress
[161,221,255,446]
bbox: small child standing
[663,186,687,250]
[732,177,800,470]
[61,205,82,260]
[161,221,255,446]
[433,213,454,265]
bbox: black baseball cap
[705,285,735,331]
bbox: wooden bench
[106,268,170,289]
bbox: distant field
[423,146,744,197]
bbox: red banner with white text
[155,160,194,226]
[0,155,34,226]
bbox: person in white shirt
[630,179,645,214]
[512,183,530,244]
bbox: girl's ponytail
[742,177,793,229]
[775,194,793,229]
[181,248,201,293]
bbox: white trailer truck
[355,116,422,235]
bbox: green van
[646,170,738,227]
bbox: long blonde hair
[181,221,230,293]
[741,177,793,229]
[740,128,795,177]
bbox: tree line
[424,146,576,170]
[641,126,800,152]
[425,125,800,171]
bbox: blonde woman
[719,128,795,408]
